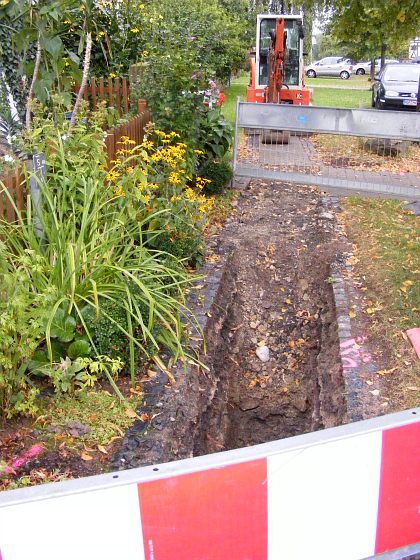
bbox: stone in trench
[256,345,270,362]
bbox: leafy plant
[0,268,47,419]
[198,160,233,195]
[197,108,232,160]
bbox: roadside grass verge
[306,75,371,89]
[310,87,371,108]
[341,197,420,409]
[222,73,248,126]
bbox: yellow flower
[142,194,151,205]
[151,152,162,162]
[127,166,134,173]
[106,170,120,181]
[138,3,145,7]
[109,72,117,78]
[131,27,140,33]
[141,140,154,150]
[169,172,181,185]
[194,149,204,155]
[142,50,149,57]
[148,182,159,190]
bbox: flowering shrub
[105,127,215,264]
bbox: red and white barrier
[0,410,419,560]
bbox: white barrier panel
[0,409,419,559]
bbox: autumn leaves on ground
[341,198,420,410]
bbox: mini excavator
[247,14,311,106]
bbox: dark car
[372,63,420,110]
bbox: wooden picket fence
[73,76,131,116]
[105,101,151,164]
[0,102,152,222]
[0,166,25,222]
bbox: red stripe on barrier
[375,422,420,553]
[138,459,268,560]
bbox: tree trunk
[370,56,375,81]
[69,31,92,130]
[380,44,386,70]
[25,39,42,130]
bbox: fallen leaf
[125,408,138,419]
[81,451,93,461]
[139,413,150,422]
[97,445,108,455]
[369,389,380,396]
[349,310,356,319]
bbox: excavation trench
[114,181,348,469]
[194,183,347,455]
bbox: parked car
[354,59,400,75]
[372,63,420,110]
[305,57,353,80]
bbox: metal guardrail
[233,101,420,199]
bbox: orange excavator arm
[266,18,286,103]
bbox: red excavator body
[247,14,311,106]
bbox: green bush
[198,109,233,161]
[154,219,205,268]
[198,160,233,194]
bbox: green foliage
[198,160,233,195]
[198,109,233,161]
[156,218,206,268]
[44,389,142,446]
[0,116,195,409]
[324,0,420,63]
[0,267,47,418]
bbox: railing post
[138,99,146,114]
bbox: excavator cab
[247,14,310,105]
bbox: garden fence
[73,76,131,116]
[0,101,151,222]
[0,166,25,222]
[104,102,151,165]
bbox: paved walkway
[237,133,420,200]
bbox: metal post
[232,96,241,173]
[28,152,47,238]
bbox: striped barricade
[0,409,419,559]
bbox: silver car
[305,57,353,79]
[354,59,400,75]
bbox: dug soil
[194,179,347,455]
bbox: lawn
[222,73,248,126]
[310,87,372,108]
[341,198,420,409]
[305,75,371,90]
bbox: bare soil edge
[113,181,351,470]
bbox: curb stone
[321,195,382,422]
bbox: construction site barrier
[0,408,419,559]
